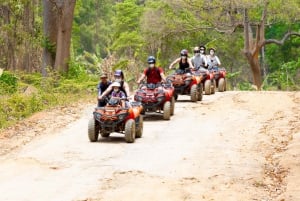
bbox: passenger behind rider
[99,69,131,101]
[168,49,195,72]
[206,48,221,70]
[191,46,208,72]
[97,73,112,107]
[137,56,167,87]
[110,82,126,108]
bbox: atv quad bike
[211,67,226,92]
[196,69,216,95]
[166,69,202,102]
[134,82,175,120]
[88,97,143,143]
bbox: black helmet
[180,49,188,56]
[199,45,206,50]
[147,56,156,64]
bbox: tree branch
[262,31,300,46]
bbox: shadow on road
[97,135,127,143]
[142,113,165,121]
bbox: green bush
[0,70,98,129]
[0,71,18,94]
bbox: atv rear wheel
[125,119,136,143]
[218,78,225,92]
[204,79,211,95]
[135,115,143,138]
[170,96,175,115]
[190,84,198,102]
[88,118,99,142]
[197,83,203,101]
[163,101,171,120]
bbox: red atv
[196,69,216,95]
[88,97,143,143]
[166,69,202,102]
[211,67,226,92]
[134,82,175,120]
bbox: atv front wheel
[163,101,171,120]
[135,115,143,138]
[125,119,136,143]
[88,118,99,142]
[197,83,203,101]
[211,79,216,94]
[218,78,225,92]
[170,96,175,115]
[204,79,211,95]
[190,84,198,102]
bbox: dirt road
[0,91,299,201]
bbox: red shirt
[143,67,163,84]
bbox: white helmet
[111,82,121,87]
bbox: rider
[99,69,131,100]
[137,56,166,85]
[199,45,207,67]
[97,73,112,107]
[110,82,126,107]
[169,49,195,71]
[191,46,208,71]
[206,48,221,70]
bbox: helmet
[180,49,188,56]
[100,73,108,78]
[209,47,216,52]
[111,82,121,87]
[147,56,156,64]
[114,70,124,79]
[193,46,200,53]
[199,45,206,50]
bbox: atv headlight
[157,96,164,103]
[94,113,101,121]
[118,113,128,121]
[136,95,143,102]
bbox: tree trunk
[54,0,76,72]
[243,8,264,90]
[42,0,58,76]
[245,53,262,89]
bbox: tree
[0,0,41,72]
[243,2,300,89]
[42,0,76,74]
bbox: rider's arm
[187,58,195,69]
[99,85,112,99]
[159,68,167,82]
[202,55,208,67]
[169,58,180,69]
[97,83,102,97]
[215,56,221,66]
[137,73,146,84]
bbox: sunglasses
[194,50,200,53]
